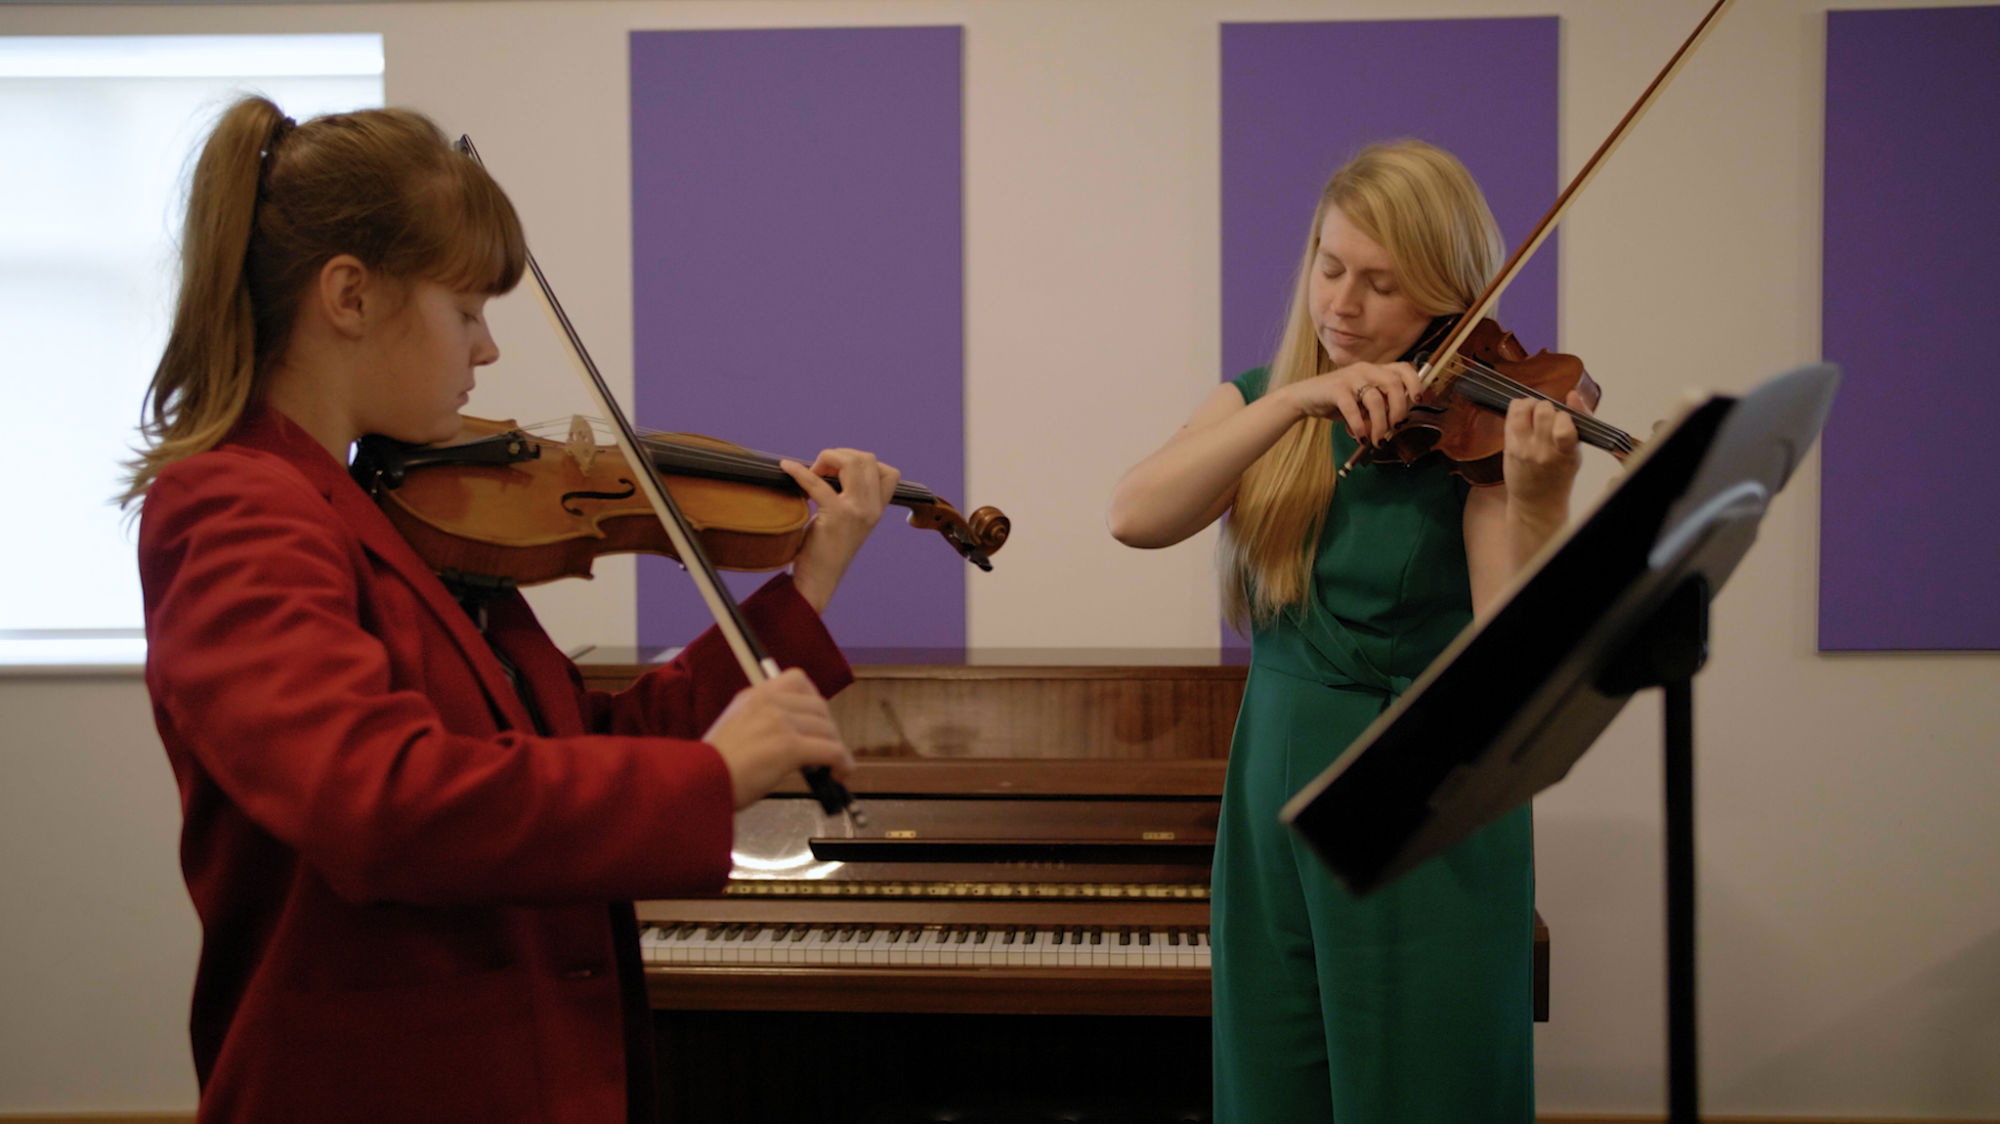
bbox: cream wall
[2,0,1996,1116]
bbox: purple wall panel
[1220,18,1559,645]
[1221,18,1560,384]
[630,27,964,650]
[1820,8,2000,651]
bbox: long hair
[122,96,528,505]
[1220,141,1504,630]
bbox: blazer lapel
[331,485,542,734]
[231,406,540,734]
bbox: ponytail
[124,98,286,505]
[123,96,526,505]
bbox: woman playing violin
[1109,140,1591,1122]
[123,97,895,1124]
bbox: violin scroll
[906,499,1011,572]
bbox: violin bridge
[565,414,598,476]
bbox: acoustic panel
[630,26,965,650]
[1820,6,2000,651]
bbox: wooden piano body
[576,648,1548,1123]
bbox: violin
[1360,315,1637,486]
[353,415,1011,589]
[1342,0,1734,484]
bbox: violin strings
[514,418,937,504]
[1456,359,1637,453]
[1429,358,1637,454]
[1424,360,1624,452]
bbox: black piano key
[1169,929,1182,946]
[1002,929,1017,946]
[1119,929,1132,946]
[837,927,856,943]
[817,928,837,942]
[1090,929,1103,946]
[951,928,969,945]
[674,925,697,941]
[790,927,810,943]
[974,928,990,944]
[1139,930,1151,946]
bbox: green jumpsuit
[1211,367,1534,1123]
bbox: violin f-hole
[561,479,638,515]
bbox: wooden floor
[7,1104,1992,1112]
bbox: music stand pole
[1666,673,1699,1123]
[1601,575,1711,1122]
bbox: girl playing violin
[124,97,896,1123]
[1109,140,1590,1122]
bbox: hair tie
[261,115,297,164]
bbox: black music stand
[1280,363,1841,1124]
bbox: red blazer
[139,404,852,1123]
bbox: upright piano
[576,648,1548,1124]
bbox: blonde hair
[1221,140,1504,630]
[122,96,528,505]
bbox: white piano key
[811,927,841,965]
[965,931,996,966]
[1034,930,1059,967]
[783,929,812,964]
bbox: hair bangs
[425,162,527,296]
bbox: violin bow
[456,136,861,825]
[1341,0,1737,476]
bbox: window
[0,34,382,665]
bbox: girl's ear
[314,254,373,340]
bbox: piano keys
[641,921,1212,969]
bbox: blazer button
[562,966,600,980]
